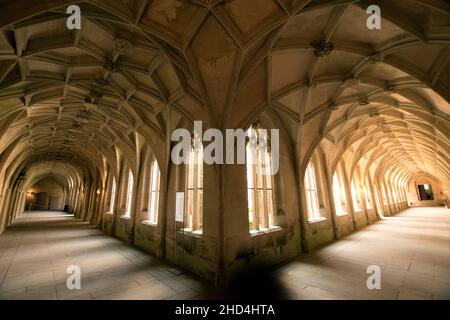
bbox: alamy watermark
[66,265,81,290]
[367,5,381,30]
[366,265,381,290]
[63,1,382,173]
[171,121,280,175]
[65,4,381,31]
[66,5,81,30]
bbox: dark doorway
[36,192,48,210]
[418,184,434,200]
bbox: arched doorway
[24,177,66,211]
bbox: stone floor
[277,207,450,300]
[0,207,449,300]
[0,211,215,300]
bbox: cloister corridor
[1,207,449,300]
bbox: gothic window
[147,159,160,224]
[184,143,203,233]
[305,162,321,221]
[125,170,133,216]
[246,124,276,232]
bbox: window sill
[105,211,114,215]
[141,220,157,227]
[308,217,327,223]
[250,226,282,236]
[336,212,349,217]
[120,215,131,220]
[178,228,203,238]
[354,209,363,213]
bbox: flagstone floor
[277,207,450,300]
[0,207,449,300]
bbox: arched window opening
[246,124,277,232]
[381,183,389,205]
[351,179,362,212]
[109,178,116,213]
[374,185,383,216]
[333,163,348,216]
[364,177,373,209]
[333,173,343,215]
[392,187,398,203]
[184,142,203,234]
[147,159,160,224]
[305,162,321,221]
[125,170,133,217]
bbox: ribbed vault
[0,0,449,255]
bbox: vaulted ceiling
[0,0,449,190]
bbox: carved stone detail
[311,40,335,57]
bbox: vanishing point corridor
[0,0,449,304]
[0,211,214,300]
[1,207,449,300]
